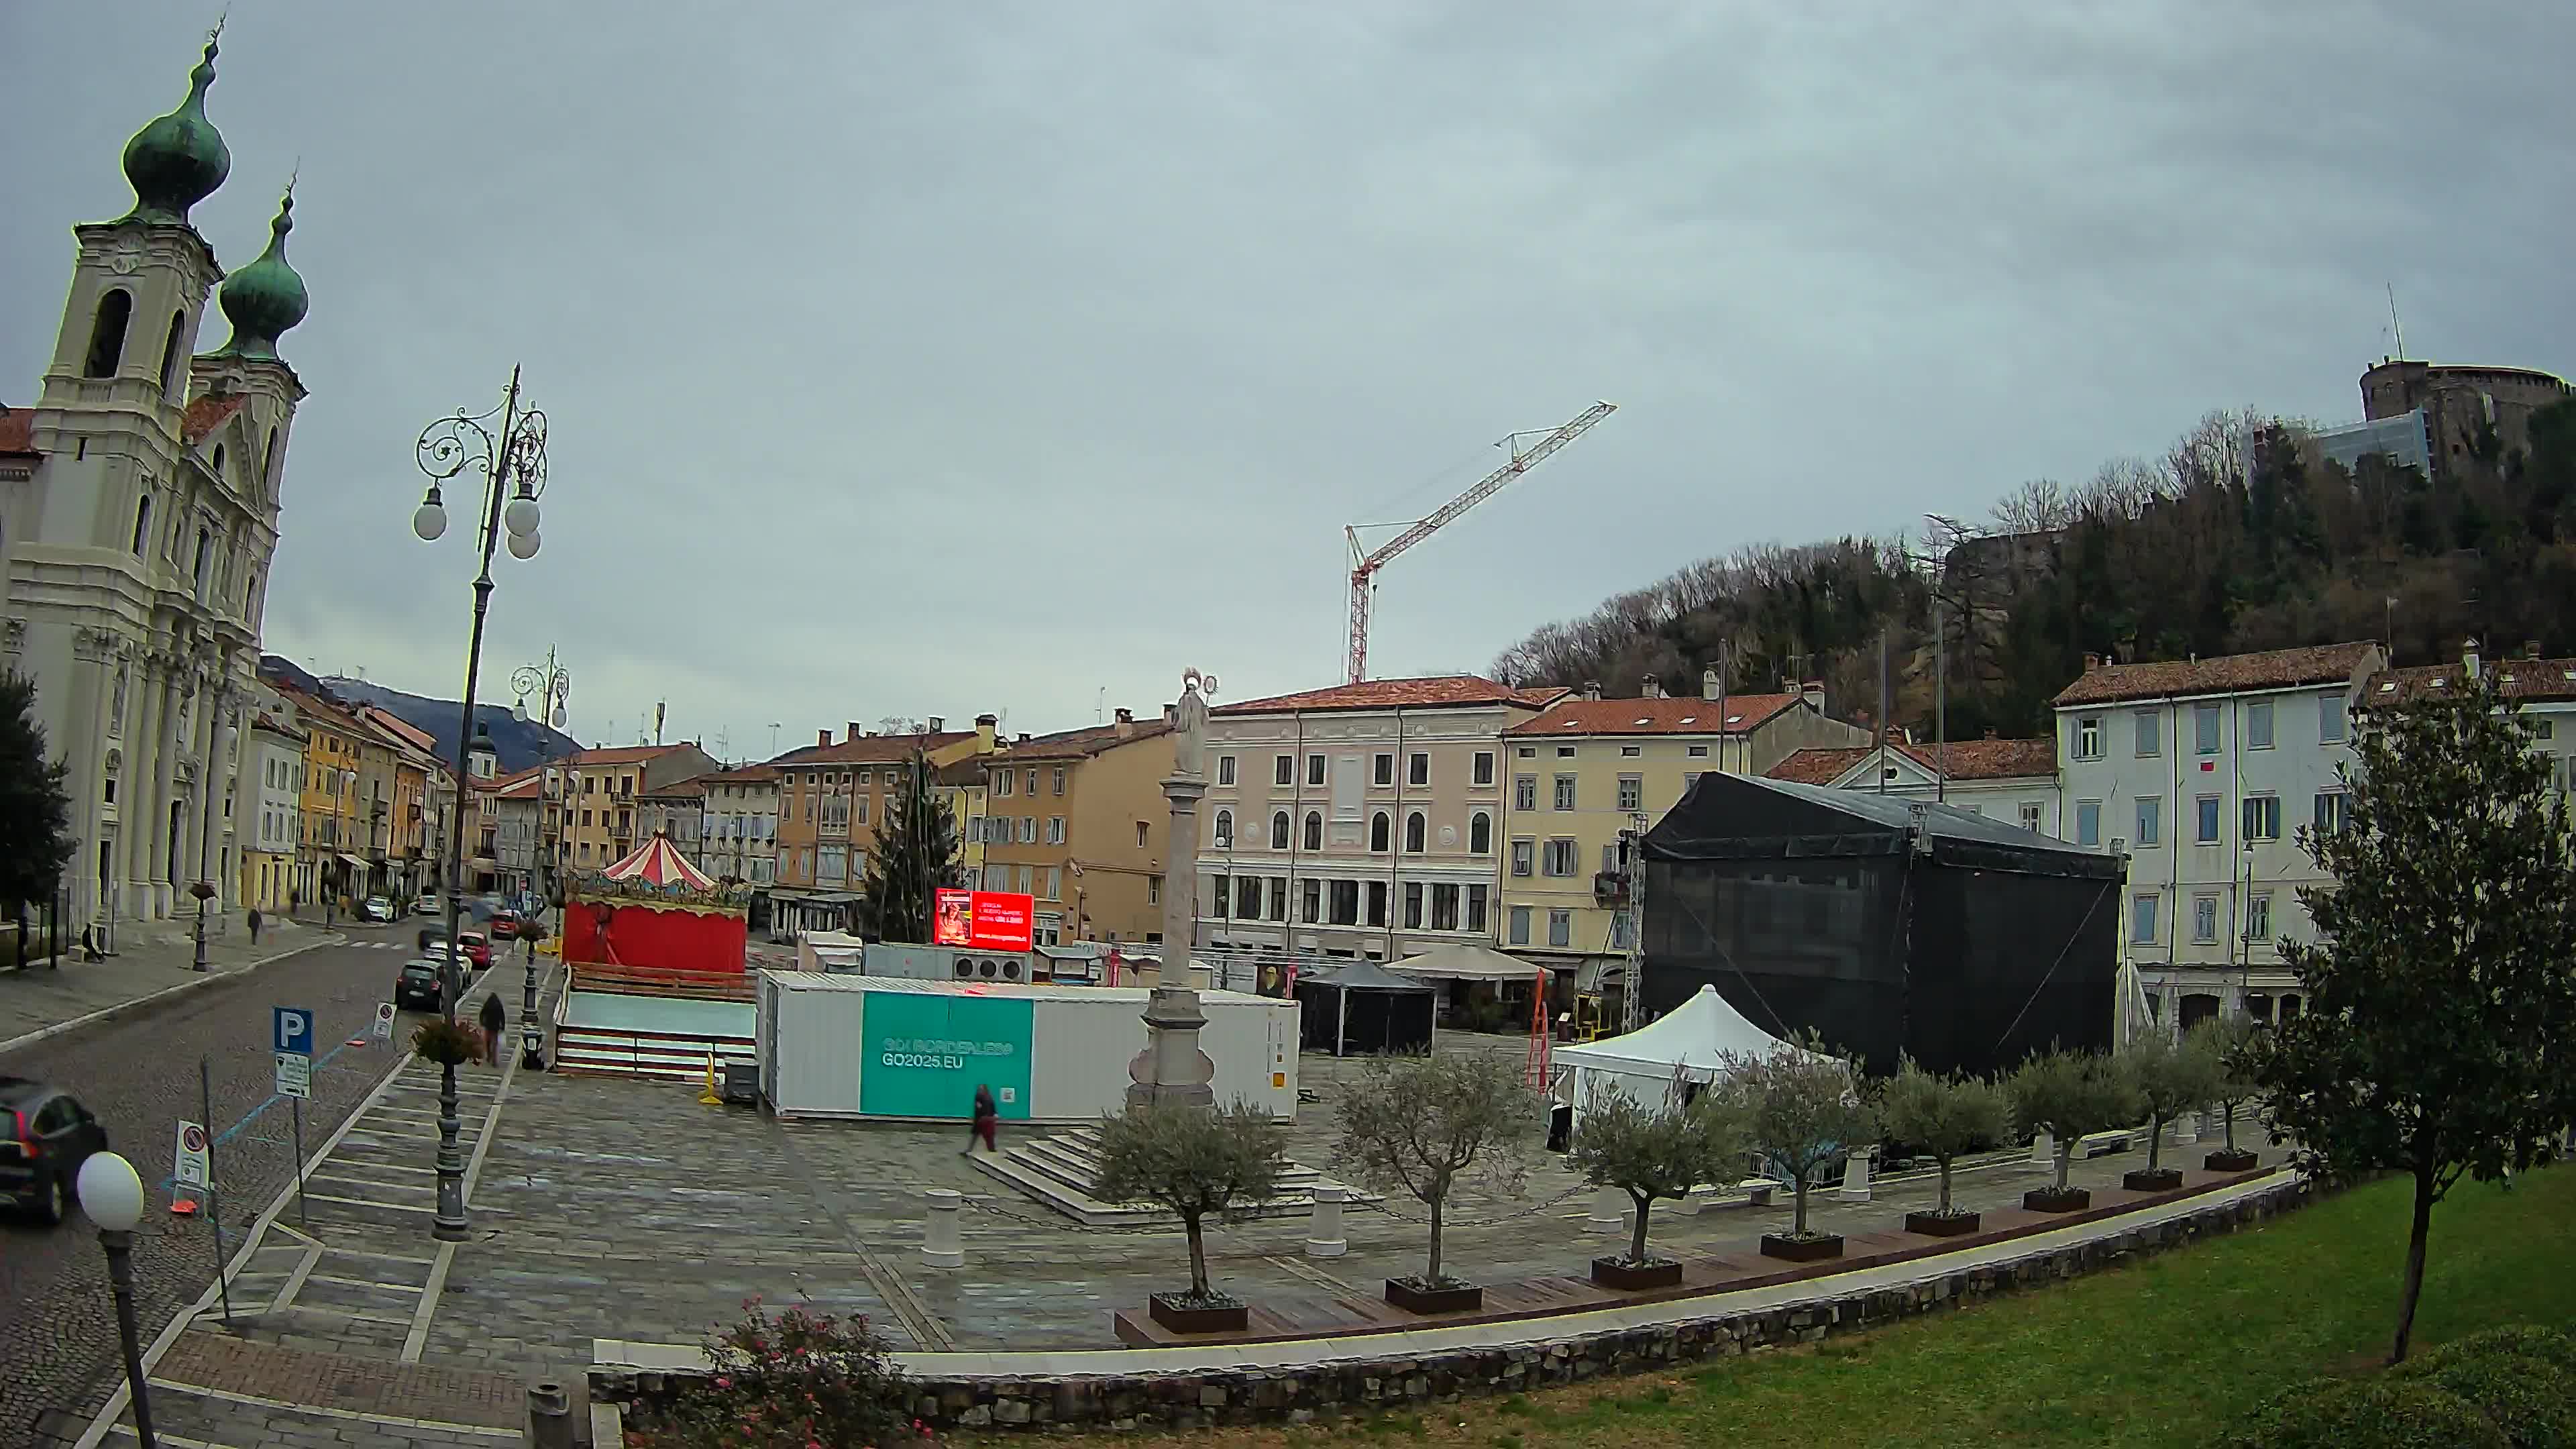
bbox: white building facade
[2052,643,2383,1034]
[700,765,780,888]
[242,711,303,912]
[0,36,309,936]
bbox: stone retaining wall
[595,1177,2313,1435]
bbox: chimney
[1016,733,1030,745]
[1984,727,1998,740]
[2464,637,2481,680]
[928,716,945,733]
[2525,641,2542,660]
[2083,652,2101,672]
[817,729,832,748]
[975,713,998,751]
[1581,680,1603,701]
[1702,667,1721,702]
[1114,707,1134,737]
[1642,678,1664,699]
[1801,679,1825,711]
[848,721,863,741]
[1163,703,1177,725]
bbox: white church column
[123,657,168,920]
[149,669,191,918]
[64,632,117,925]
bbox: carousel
[551,831,761,1081]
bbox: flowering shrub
[626,1298,921,1449]
[409,1018,478,1066]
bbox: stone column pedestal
[1585,1185,1627,1234]
[2029,1130,2055,1169]
[1126,986,1216,1111]
[922,1188,964,1268]
[1305,1184,1348,1257]
[1836,1148,1873,1202]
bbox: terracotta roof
[639,777,708,798]
[1766,736,2058,787]
[1507,694,1803,737]
[571,743,693,767]
[180,394,248,445]
[359,706,439,756]
[765,731,975,771]
[933,758,989,787]
[0,407,36,457]
[1213,676,1566,716]
[2371,657,2576,705]
[996,720,1175,761]
[698,764,779,785]
[2051,643,2380,708]
[250,711,306,741]
[273,683,368,737]
[492,774,544,800]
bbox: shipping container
[756,973,1299,1122]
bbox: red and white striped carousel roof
[598,833,716,891]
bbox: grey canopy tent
[1294,960,1437,1056]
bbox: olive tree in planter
[1715,1034,1875,1263]
[2196,1017,2265,1171]
[2008,1046,2140,1212]
[2123,1028,2219,1191]
[1565,1084,1748,1289]
[1094,1101,1286,1334]
[1878,1057,2010,1237]
[1333,1052,1536,1314]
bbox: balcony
[1592,871,1631,906]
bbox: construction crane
[1344,400,1617,684]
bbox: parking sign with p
[273,1007,313,1057]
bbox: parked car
[456,930,492,967]
[413,893,439,916]
[1,1077,109,1226]
[395,961,445,1011]
[362,896,396,923]
[489,911,521,941]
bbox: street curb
[0,934,349,1060]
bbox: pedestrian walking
[247,907,262,944]
[479,994,507,1067]
[963,1083,1000,1155]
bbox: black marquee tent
[1294,960,1438,1057]
[1640,771,2122,1078]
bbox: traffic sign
[273,1052,312,1099]
[370,1002,396,1041]
[273,1006,314,1057]
[174,1120,209,1189]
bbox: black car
[1,1077,109,1226]
[395,960,445,1011]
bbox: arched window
[262,427,280,493]
[158,311,186,394]
[1405,811,1427,853]
[211,443,226,480]
[1212,809,1232,848]
[85,290,133,377]
[1302,810,1322,852]
[1370,811,1390,853]
[1470,810,1492,855]
[193,526,213,592]
[129,494,154,555]
[1269,810,1289,849]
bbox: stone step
[966,1132,1374,1228]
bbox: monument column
[1126,668,1222,1112]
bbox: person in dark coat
[478,995,507,1067]
[965,1083,999,1155]
[247,908,262,945]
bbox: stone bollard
[922,1187,964,1269]
[1835,1148,1872,1202]
[2170,1112,2198,1146]
[1586,1185,1628,1234]
[1305,1184,1348,1258]
[525,1381,574,1449]
[2029,1129,2055,1169]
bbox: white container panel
[764,975,869,1117]
[1028,992,1144,1122]
[1202,997,1299,1118]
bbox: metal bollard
[525,1381,574,1449]
[1835,1147,1873,1202]
[1305,1183,1348,1258]
[922,1187,964,1269]
[2029,1129,2055,1169]
[1585,1185,1627,1234]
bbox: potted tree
[2123,1028,2218,1191]
[1878,1057,2010,1236]
[1566,1084,1747,1289]
[1715,1034,1876,1263]
[1094,1101,1285,1334]
[1334,1053,1535,1314]
[2197,1017,2264,1172]
[2008,1046,2140,1212]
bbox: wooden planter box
[1760,1232,1844,1263]
[1146,1293,1248,1335]
[2023,1186,2092,1214]
[1904,1210,1982,1237]
[1591,1255,1684,1291]
[1383,1278,1483,1315]
[2204,1148,2260,1173]
[2123,1167,2185,1193]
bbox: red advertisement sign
[933,889,1036,952]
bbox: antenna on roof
[2387,283,2406,361]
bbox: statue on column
[1171,667,1216,778]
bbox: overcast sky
[7,3,2569,757]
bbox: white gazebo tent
[1552,984,1813,1126]
[1387,942,1546,983]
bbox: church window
[193,527,213,592]
[85,289,133,377]
[158,311,186,394]
[129,495,153,555]
[212,444,226,480]
[262,428,279,492]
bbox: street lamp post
[411,366,549,1242]
[76,1152,156,1449]
[189,879,215,971]
[511,655,570,1073]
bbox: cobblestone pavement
[0,917,335,1053]
[18,943,532,1449]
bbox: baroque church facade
[1,31,310,935]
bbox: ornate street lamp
[411,366,548,1242]
[77,1152,156,1448]
[508,649,570,1069]
[188,879,217,972]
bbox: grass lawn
[1014,1165,2575,1448]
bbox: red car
[455,930,492,967]
[489,912,521,941]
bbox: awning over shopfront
[337,853,370,873]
